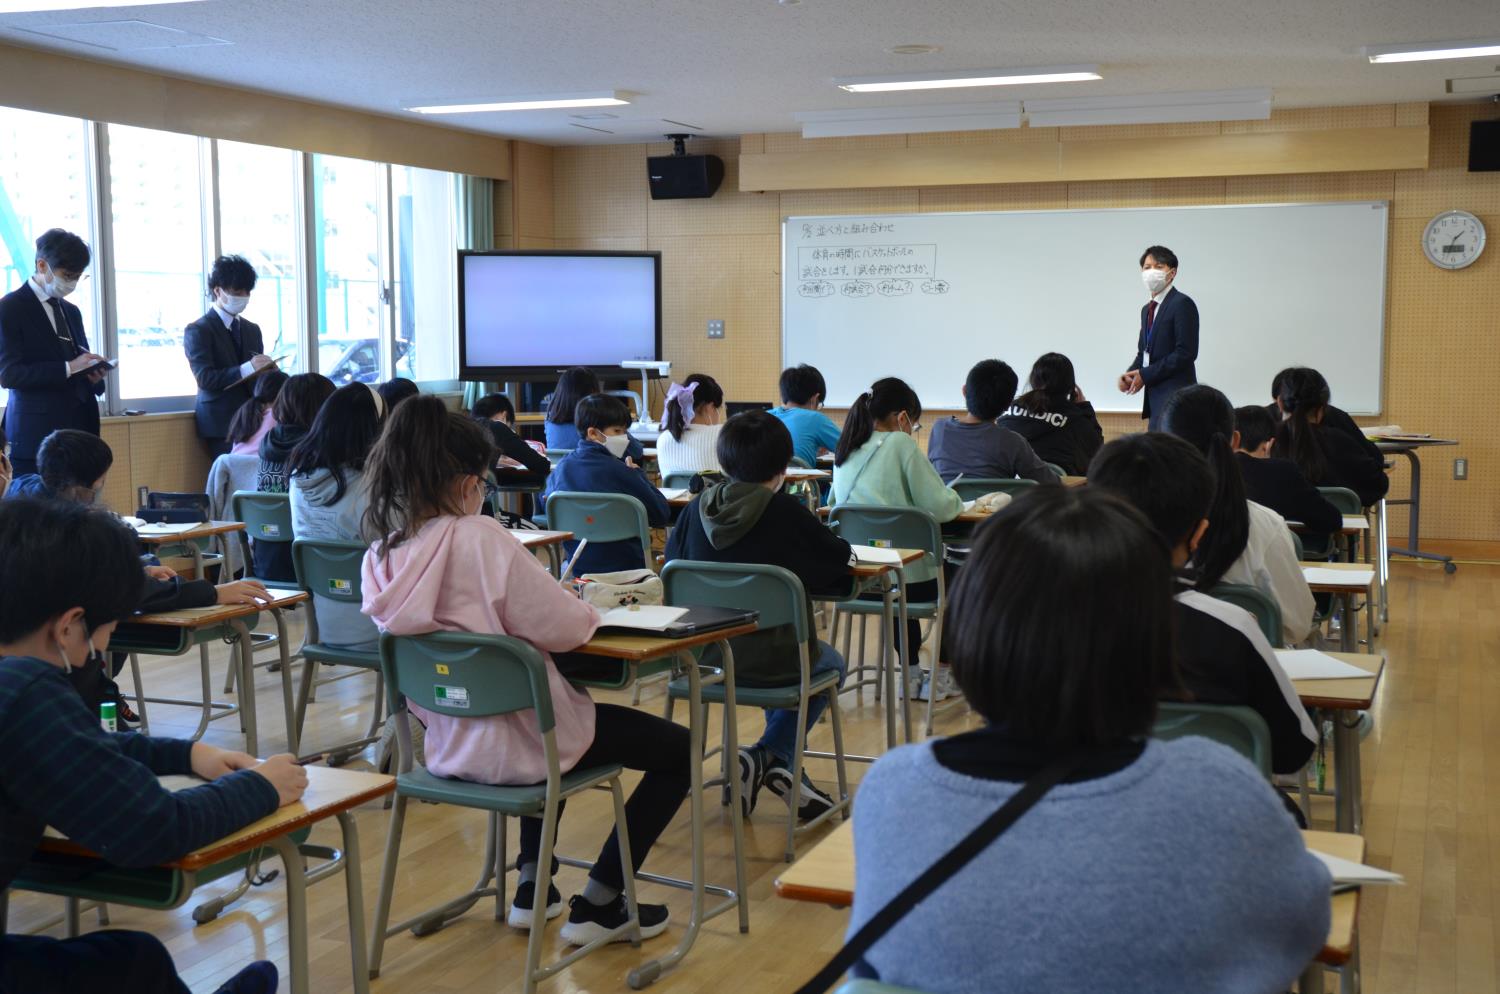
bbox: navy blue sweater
[541,440,670,574]
[0,656,278,890]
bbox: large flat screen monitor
[458,250,661,380]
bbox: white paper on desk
[783,468,824,479]
[598,605,689,632]
[1303,567,1374,586]
[1342,516,1369,530]
[158,774,208,792]
[1309,849,1404,886]
[134,522,199,535]
[658,488,689,501]
[1275,650,1372,681]
[853,546,905,565]
[961,499,978,512]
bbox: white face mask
[1141,268,1170,296]
[601,434,632,459]
[218,292,250,316]
[40,264,78,299]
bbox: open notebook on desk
[597,604,757,637]
[852,546,907,566]
[1275,650,1373,680]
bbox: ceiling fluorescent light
[1024,87,1271,127]
[834,65,1100,93]
[406,91,629,114]
[0,0,202,9]
[1364,39,1500,63]
[794,102,1021,137]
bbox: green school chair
[544,448,573,465]
[661,560,851,863]
[1044,461,1067,478]
[368,632,642,994]
[949,477,1037,501]
[661,471,700,490]
[1153,702,1273,776]
[1208,582,1284,648]
[828,505,949,738]
[228,490,300,691]
[543,491,653,570]
[1304,486,1364,561]
[835,982,937,994]
[290,539,383,764]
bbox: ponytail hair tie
[665,381,699,424]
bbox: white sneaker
[915,667,959,702]
[904,668,923,701]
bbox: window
[392,165,457,381]
[106,124,206,401]
[217,140,303,372]
[311,153,385,386]
[0,106,98,346]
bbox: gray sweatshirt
[289,466,378,651]
[849,737,1330,994]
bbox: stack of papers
[1303,566,1374,586]
[853,546,906,566]
[599,605,689,632]
[658,488,689,501]
[1309,849,1404,886]
[135,521,201,535]
[1275,649,1372,681]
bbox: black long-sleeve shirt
[1236,453,1342,535]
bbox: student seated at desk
[225,368,287,457]
[664,410,852,822]
[473,392,551,470]
[847,487,1329,994]
[255,372,334,582]
[832,377,963,699]
[376,376,419,411]
[655,373,724,478]
[1161,386,1315,646]
[770,363,841,468]
[543,366,644,461]
[288,383,386,652]
[0,500,306,994]
[542,394,670,576]
[1274,367,1389,509]
[6,426,109,501]
[1267,367,1384,464]
[361,397,688,945]
[996,351,1104,476]
[1089,433,1317,776]
[927,359,1055,484]
[1233,404,1342,544]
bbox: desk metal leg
[336,811,372,994]
[1300,962,1326,994]
[893,569,912,744]
[1339,593,1355,653]
[268,834,310,994]
[271,608,299,755]
[1386,449,1455,570]
[1332,708,1361,834]
[880,579,898,750]
[1377,499,1390,623]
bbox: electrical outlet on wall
[1454,457,1468,480]
[707,319,725,339]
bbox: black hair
[35,228,90,273]
[288,383,384,503]
[546,367,601,425]
[663,373,724,442]
[779,364,827,406]
[1234,404,1278,453]
[272,372,336,430]
[0,500,143,640]
[37,429,113,503]
[963,359,1019,421]
[946,486,1173,747]
[225,368,288,448]
[208,254,258,293]
[1159,385,1251,591]
[718,410,793,484]
[1273,367,1332,485]
[1013,352,1079,416]
[472,392,516,423]
[377,378,420,410]
[1269,367,1295,403]
[1088,433,1213,552]
[575,394,630,436]
[834,377,921,466]
[1139,245,1178,269]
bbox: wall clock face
[1423,209,1486,270]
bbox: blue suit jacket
[183,309,264,440]
[1128,286,1199,427]
[0,283,104,473]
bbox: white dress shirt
[30,276,76,377]
[213,302,258,380]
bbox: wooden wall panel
[512,142,556,244]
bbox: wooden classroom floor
[6,557,1491,993]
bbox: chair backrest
[1153,701,1273,776]
[1044,462,1067,478]
[231,491,294,544]
[662,471,699,490]
[835,982,935,994]
[1317,486,1364,515]
[544,491,651,568]
[828,504,943,568]
[544,448,573,465]
[789,456,812,469]
[1287,528,1306,562]
[292,538,368,642]
[661,560,808,643]
[380,631,555,728]
[145,491,211,519]
[1208,582,1283,647]
[950,477,1036,501]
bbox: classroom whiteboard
[782,202,1388,414]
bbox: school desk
[1293,652,1384,835]
[1302,562,1376,652]
[833,550,926,750]
[20,766,394,994]
[1371,435,1458,573]
[565,621,759,987]
[773,819,1365,994]
[133,519,245,579]
[512,527,573,575]
[110,589,310,756]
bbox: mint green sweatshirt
[830,430,963,583]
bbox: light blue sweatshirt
[289,466,378,651]
[849,737,1331,994]
[830,430,963,583]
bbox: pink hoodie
[362,513,601,785]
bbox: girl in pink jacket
[361,397,688,947]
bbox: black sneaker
[764,764,835,823]
[506,880,563,929]
[559,893,670,946]
[212,961,278,994]
[728,746,765,817]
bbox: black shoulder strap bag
[794,752,1082,994]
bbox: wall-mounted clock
[1422,209,1486,270]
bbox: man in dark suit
[1118,245,1199,432]
[0,229,108,476]
[183,254,274,456]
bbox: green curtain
[458,176,499,409]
